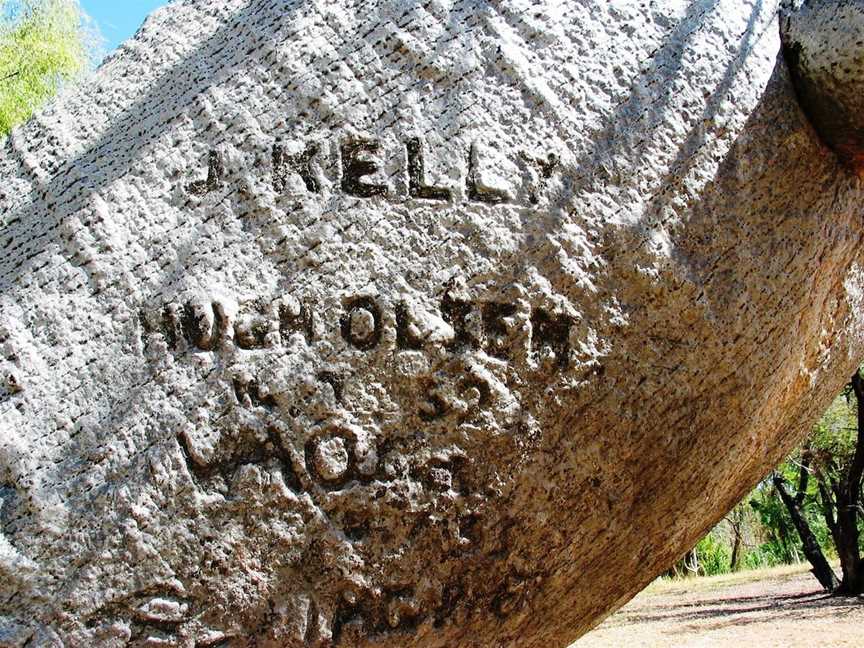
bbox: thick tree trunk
[4,1,864,646]
[835,372,864,595]
[773,475,840,592]
[833,497,863,595]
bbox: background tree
[673,369,864,595]
[772,465,839,591]
[0,0,98,136]
[811,372,864,594]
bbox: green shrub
[695,533,731,577]
[1,0,97,136]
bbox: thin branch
[0,71,19,83]
[787,458,813,472]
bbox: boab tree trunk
[3,1,864,646]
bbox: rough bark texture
[782,0,864,175]
[2,1,864,646]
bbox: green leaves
[0,0,97,136]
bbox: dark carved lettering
[481,302,518,360]
[340,296,383,351]
[305,429,356,489]
[272,140,320,193]
[331,601,364,646]
[467,142,508,204]
[317,371,345,403]
[232,377,277,409]
[178,425,301,494]
[158,302,226,352]
[331,586,423,643]
[341,140,388,198]
[405,138,451,201]
[175,139,572,208]
[459,373,492,418]
[434,582,463,628]
[441,292,478,352]
[519,151,560,204]
[279,299,315,344]
[187,150,224,196]
[418,378,448,422]
[395,302,425,350]
[234,305,272,350]
[458,513,482,545]
[531,309,573,369]
[422,456,469,496]
[181,302,224,351]
[161,304,183,351]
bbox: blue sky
[80,1,168,54]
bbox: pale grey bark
[2,1,864,646]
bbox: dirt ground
[574,564,864,647]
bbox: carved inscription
[520,151,560,205]
[482,302,518,360]
[304,426,380,490]
[418,366,493,424]
[142,290,572,370]
[141,297,316,353]
[279,298,316,344]
[406,137,452,201]
[440,291,478,353]
[232,375,276,409]
[331,586,424,646]
[395,302,424,350]
[340,296,383,350]
[531,308,573,368]
[143,287,572,517]
[273,140,320,193]
[187,135,559,207]
[341,139,388,198]
[187,150,224,196]
[178,424,301,493]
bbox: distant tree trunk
[664,548,698,580]
[729,532,742,572]
[834,372,864,595]
[727,506,745,572]
[773,474,840,591]
[685,548,699,576]
[774,516,799,564]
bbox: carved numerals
[418,368,492,424]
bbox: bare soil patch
[575,564,864,647]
